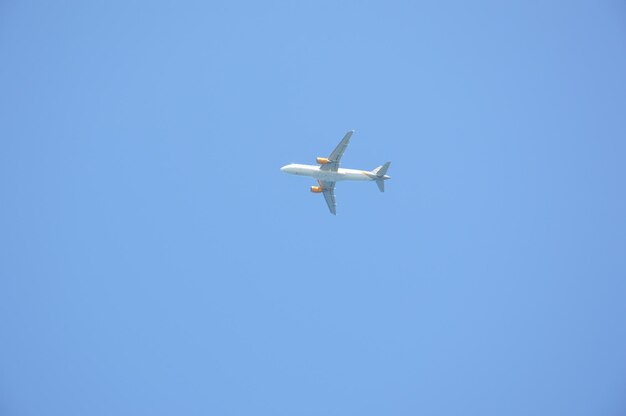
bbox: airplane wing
[320,130,353,172]
[320,180,337,215]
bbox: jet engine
[310,186,323,193]
[316,157,330,165]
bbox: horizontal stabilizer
[376,179,385,192]
[372,161,391,177]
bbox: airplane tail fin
[371,162,391,193]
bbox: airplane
[281,130,391,215]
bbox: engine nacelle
[310,186,323,193]
[316,157,330,165]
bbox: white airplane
[281,130,391,215]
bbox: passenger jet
[281,130,391,215]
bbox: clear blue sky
[1,1,626,415]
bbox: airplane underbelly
[299,167,322,178]
[343,171,372,181]
[312,170,343,181]
[307,169,370,182]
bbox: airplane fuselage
[281,164,387,182]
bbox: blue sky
[1,1,626,415]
